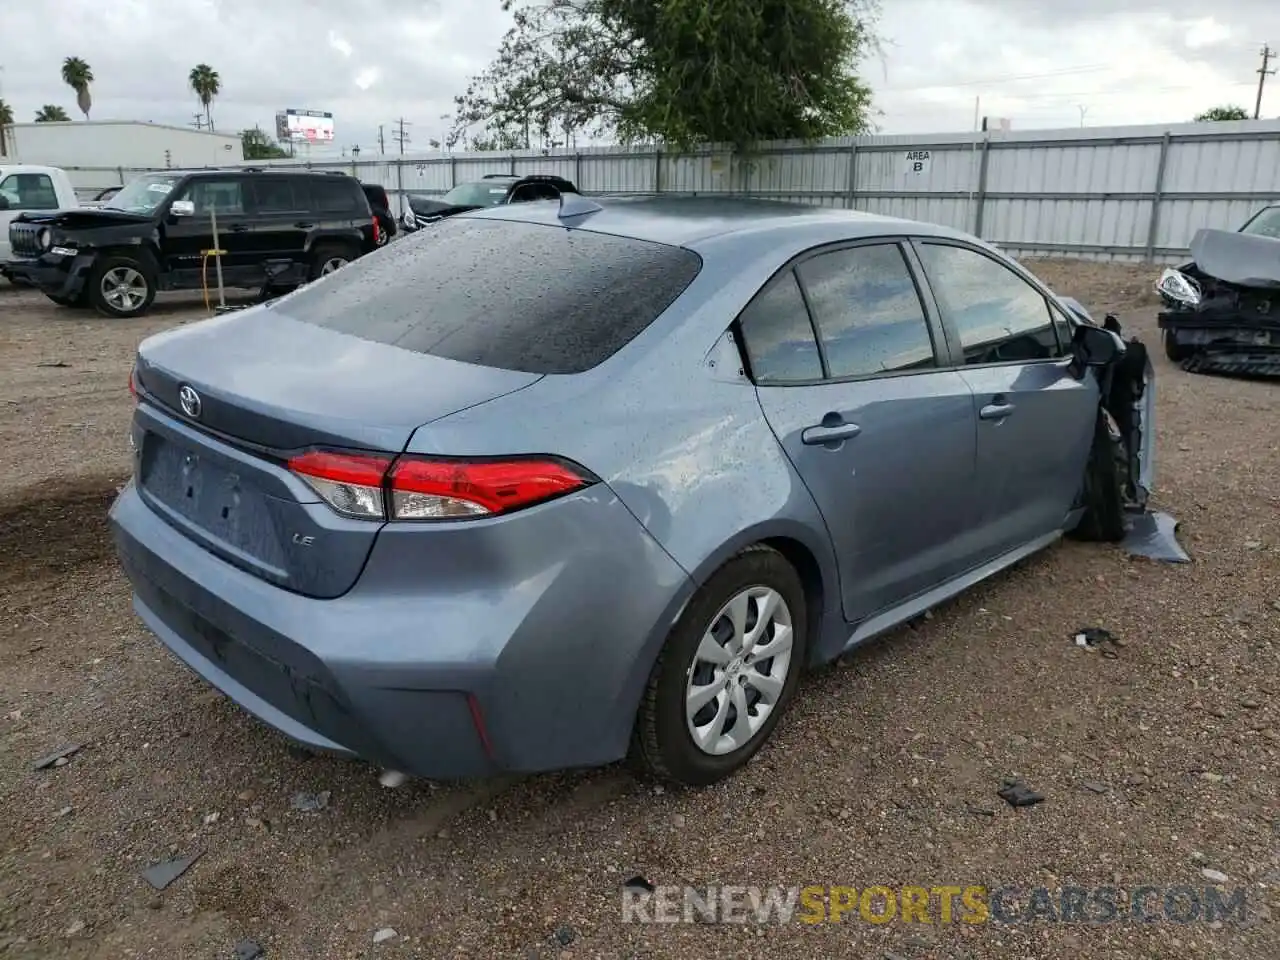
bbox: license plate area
[139,432,288,567]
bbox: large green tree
[189,64,221,131]
[240,126,289,159]
[61,57,94,119]
[1194,104,1249,122]
[35,105,71,122]
[451,0,878,151]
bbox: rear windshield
[275,217,702,375]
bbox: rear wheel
[630,545,808,786]
[88,256,156,319]
[1071,409,1128,543]
[1163,330,1193,363]
[309,243,358,281]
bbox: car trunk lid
[131,305,542,598]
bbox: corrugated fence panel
[40,119,1280,260]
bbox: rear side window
[0,173,59,210]
[737,272,823,384]
[304,177,364,214]
[276,218,703,375]
[797,243,936,377]
[251,178,302,214]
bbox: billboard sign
[275,109,335,143]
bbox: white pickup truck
[0,164,80,266]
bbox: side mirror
[1073,323,1123,367]
[170,199,195,218]
[0,196,10,211]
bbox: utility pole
[378,124,385,155]
[1077,105,1089,127]
[1256,44,1276,120]
[190,113,206,130]
[392,117,412,155]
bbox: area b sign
[905,149,931,174]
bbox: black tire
[374,210,395,246]
[1163,330,1193,363]
[1071,409,1128,543]
[309,242,359,281]
[87,255,156,319]
[45,291,90,309]
[630,544,809,786]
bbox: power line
[391,117,411,155]
[1255,44,1276,119]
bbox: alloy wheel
[101,267,148,312]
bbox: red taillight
[128,367,138,400]
[286,451,591,521]
[372,216,380,245]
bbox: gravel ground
[0,263,1277,960]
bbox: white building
[2,121,242,194]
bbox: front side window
[918,243,1064,365]
[1239,206,1280,238]
[797,243,937,378]
[173,177,245,216]
[737,271,824,384]
[104,174,182,214]
[0,173,59,210]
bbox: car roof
[160,168,356,179]
[459,194,971,250]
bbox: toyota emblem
[178,385,202,419]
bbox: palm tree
[0,98,12,157]
[188,64,221,132]
[61,57,94,119]
[35,105,72,122]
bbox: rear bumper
[2,253,93,298]
[109,478,694,780]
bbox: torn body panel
[1156,227,1280,376]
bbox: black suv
[401,173,578,232]
[5,168,380,318]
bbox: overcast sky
[2,0,1277,157]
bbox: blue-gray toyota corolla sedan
[109,195,1154,786]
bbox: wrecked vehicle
[109,198,1155,788]
[1156,204,1280,375]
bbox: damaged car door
[913,240,1099,562]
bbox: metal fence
[57,117,1280,263]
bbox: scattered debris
[624,875,655,893]
[142,852,203,890]
[966,805,996,817]
[291,791,330,812]
[1122,510,1191,563]
[372,928,397,944]
[997,779,1045,808]
[553,925,576,946]
[33,743,82,770]
[378,770,409,789]
[1202,868,1230,884]
[1073,627,1123,657]
[1081,780,1110,795]
[64,920,86,938]
[203,812,220,825]
[56,806,73,819]
[233,939,264,960]
[37,361,71,368]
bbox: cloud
[0,0,1276,157]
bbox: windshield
[1240,206,1280,239]
[440,181,511,207]
[105,175,182,214]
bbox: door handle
[294,222,315,229]
[979,402,1015,420]
[801,421,862,445]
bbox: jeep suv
[5,168,379,318]
[401,173,578,232]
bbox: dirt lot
[0,264,1277,960]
